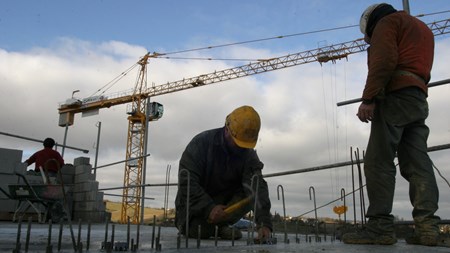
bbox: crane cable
[91,10,450,96]
[151,10,450,61]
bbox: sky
[0,0,449,223]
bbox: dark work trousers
[185,194,252,239]
[364,87,440,236]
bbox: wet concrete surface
[0,221,448,253]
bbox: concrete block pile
[71,156,108,223]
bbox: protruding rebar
[47,219,53,253]
[25,217,32,253]
[103,218,109,250]
[214,225,219,247]
[179,168,191,248]
[87,220,91,251]
[197,225,201,249]
[350,147,357,226]
[232,226,235,246]
[127,216,131,250]
[76,219,82,251]
[111,224,115,252]
[164,164,171,221]
[354,148,366,224]
[156,224,162,251]
[340,188,347,225]
[277,184,288,244]
[151,215,156,249]
[14,218,22,253]
[250,174,260,241]
[309,186,319,241]
[57,221,63,252]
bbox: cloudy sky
[1,0,449,222]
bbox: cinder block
[0,198,18,212]
[0,148,23,174]
[75,165,92,175]
[74,173,95,184]
[73,181,99,193]
[73,157,90,166]
[14,163,27,175]
[73,191,99,202]
[61,164,76,175]
[61,174,74,184]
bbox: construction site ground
[1,221,449,253]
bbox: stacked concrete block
[0,148,24,219]
[71,157,108,223]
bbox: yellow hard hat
[225,105,261,149]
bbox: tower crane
[57,18,450,224]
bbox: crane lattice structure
[57,18,450,224]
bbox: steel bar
[263,143,449,178]
[336,78,450,106]
[0,131,89,153]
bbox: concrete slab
[0,221,448,253]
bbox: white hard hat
[360,3,384,35]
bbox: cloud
[1,36,449,221]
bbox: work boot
[405,233,450,247]
[218,226,242,240]
[342,229,397,245]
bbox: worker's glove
[207,204,227,224]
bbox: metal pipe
[277,184,288,244]
[94,154,150,171]
[61,124,69,157]
[402,0,410,14]
[336,79,450,106]
[94,121,101,178]
[0,131,89,153]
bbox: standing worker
[175,105,272,241]
[24,137,65,177]
[343,3,441,246]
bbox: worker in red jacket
[25,137,64,177]
[343,3,441,247]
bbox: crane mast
[120,53,149,224]
[57,18,450,224]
